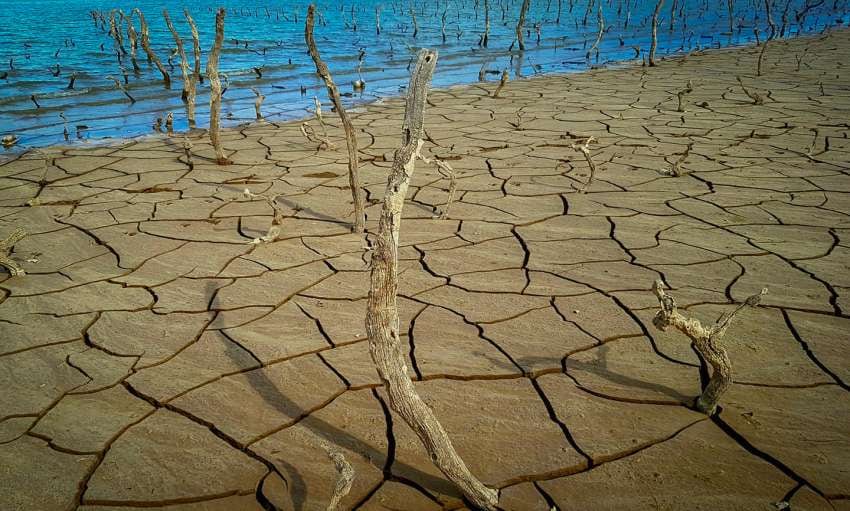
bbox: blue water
[0,0,846,150]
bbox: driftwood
[305,4,366,233]
[570,136,598,193]
[652,280,767,414]
[365,48,499,511]
[132,8,171,87]
[207,8,231,165]
[516,0,530,51]
[650,0,665,66]
[492,69,509,98]
[0,228,27,277]
[419,154,457,219]
[243,189,284,243]
[163,9,191,102]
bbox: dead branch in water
[163,9,191,102]
[649,0,664,66]
[132,8,171,87]
[482,0,491,47]
[306,4,365,233]
[165,112,174,134]
[184,9,201,127]
[0,228,27,277]
[243,189,285,243]
[736,76,765,105]
[107,76,135,103]
[586,5,604,60]
[492,69,509,98]
[570,136,598,193]
[251,87,265,120]
[207,8,231,165]
[365,48,499,511]
[516,0,530,51]
[125,14,141,73]
[651,280,767,414]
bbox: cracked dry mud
[2,30,850,511]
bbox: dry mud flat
[1,29,850,511]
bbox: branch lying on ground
[243,189,285,243]
[418,153,458,219]
[570,136,598,193]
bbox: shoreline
[2,24,843,165]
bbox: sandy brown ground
[1,29,849,511]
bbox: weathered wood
[132,8,171,87]
[571,136,598,193]
[652,280,767,414]
[243,189,284,243]
[107,76,135,103]
[207,8,231,165]
[482,0,490,47]
[324,447,354,511]
[184,9,201,127]
[365,48,499,511]
[251,87,265,120]
[586,5,604,60]
[305,4,365,233]
[649,0,664,66]
[493,69,509,98]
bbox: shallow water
[0,0,846,151]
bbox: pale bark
[586,5,604,60]
[125,15,141,73]
[251,87,265,120]
[207,8,230,165]
[163,9,191,102]
[324,448,354,511]
[183,136,194,170]
[419,155,457,219]
[305,4,366,233]
[649,0,664,66]
[651,280,767,414]
[516,0,530,51]
[0,228,26,277]
[243,189,284,243]
[132,8,171,87]
[184,9,201,127]
[570,136,598,193]
[365,48,499,511]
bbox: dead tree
[125,15,141,73]
[163,9,191,102]
[516,0,531,51]
[649,0,664,66]
[0,228,27,277]
[571,136,598,193]
[676,80,693,112]
[757,39,769,76]
[107,76,135,103]
[365,48,499,511]
[132,8,171,87]
[651,280,767,414]
[305,4,366,233]
[207,8,230,165]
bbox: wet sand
[1,28,849,511]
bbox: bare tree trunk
[651,281,766,414]
[207,8,230,165]
[125,15,141,73]
[305,4,366,234]
[727,0,735,33]
[649,0,664,66]
[365,48,499,511]
[492,69,509,97]
[516,0,530,51]
[251,87,265,120]
[586,5,604,60]
[163,9,191,102]
[132,8,171,87]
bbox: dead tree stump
[207,8,231,165]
